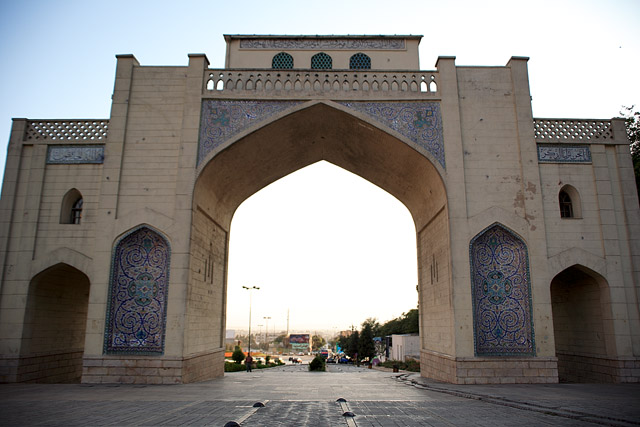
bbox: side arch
[21,263,91,382]
[29,247,93,282]
[550,263,617,382]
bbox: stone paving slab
[1,364,639,426]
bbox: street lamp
[263,316,271,350]
[242,285,260,358]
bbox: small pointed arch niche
[60,188,83,224]
[559,184,582,219]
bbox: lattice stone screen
[25,120,109,141]
[533,119,613,140]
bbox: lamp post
[242,285,260,358]
[263,316,271,351]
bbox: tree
[231,346,245,364]
[312,334,326,351]
[358,321,376,361]
[347,330,360,361]
[361,317,381,338]
[379,308,419,337]
[621,106,640,200]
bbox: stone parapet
[204,69,439,100]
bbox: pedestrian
[246,354,253,372]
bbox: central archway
[187,102,449,380]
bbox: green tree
[358,321,376,361]
[312,334,326,351]
[361,317,381,338]
[379,308,419,337]
[347,330,360,361]
[231,346,245,364]
[621,106,640,200]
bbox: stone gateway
[1,35,639,384]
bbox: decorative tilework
[537,145,592,163]
[469,224,535,356]
[104,226,170,355]
[339,101,445,167]
[47,145,104,164]
[240,38,405,50]
[198,100,302,164]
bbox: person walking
[245,354,253,372]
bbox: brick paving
[0,364,638,426]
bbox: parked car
[326,357,336,364]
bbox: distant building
[388,334,420,362]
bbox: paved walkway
[0,364,638,426]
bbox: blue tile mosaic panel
[340,102,445,167]
[469,224,535,356]
[104,226,170,354]
[198,100,302,165]
[537,144,592,163]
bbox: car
[326,357,336,364]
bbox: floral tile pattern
[104,226,170,355]
[469,223,535,356]
[339,101,445,168]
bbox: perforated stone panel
[534,119,613,140]
[272,52,293,69]
[311,52,332,69]
[25,120,109,141]
[350,53,371,69]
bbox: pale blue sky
[1,0,638,332]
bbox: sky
[0,0,639,335]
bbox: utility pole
[242,285,260,357]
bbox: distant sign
[289,334,310,344]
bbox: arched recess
[190,102,449,378]
[20,263,90,383]
[60,188,83,224]
[104,225,171,355]
[550,264,616,382]
[558,184,582,219]
[469,223,535,357]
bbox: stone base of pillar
[0,350,84,383]
[556,352,640,383]
[81,349,225,384]
[420,349,559,384]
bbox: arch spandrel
[195,102,447,231]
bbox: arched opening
[60,188,83,224]
[226,161,419,348]
[20,263,90,383]
[189,103,449,380]
[559,184,581,219]
[550,265,615,382]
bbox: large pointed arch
[190,102,450,379]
